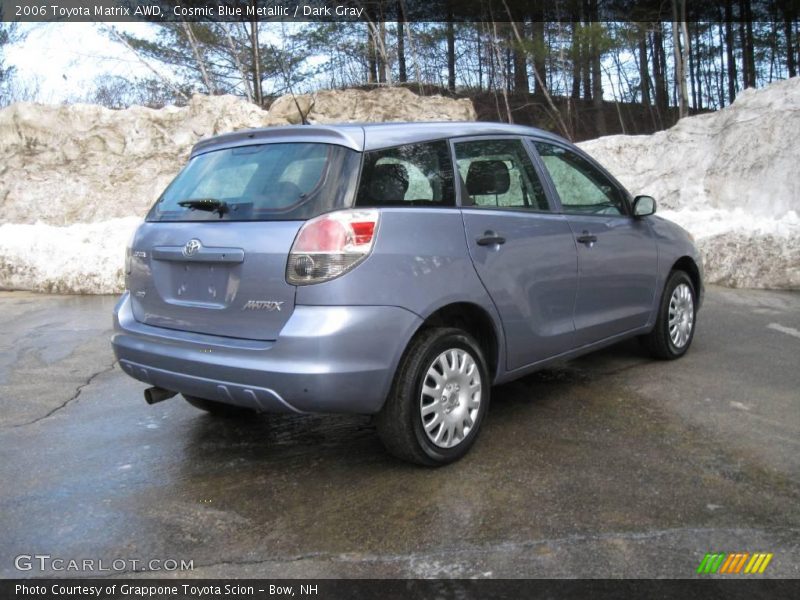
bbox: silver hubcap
[668,283,694,348]
[420,348,482,449]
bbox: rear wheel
[641,270,697,360]
[183,395,255,417]
[376,327,490,466]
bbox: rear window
[355,141,455,208]
[148,142,360,222]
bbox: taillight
[287,209,380,285]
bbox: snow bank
[0,218,139,294]
[0,95,276,225]
[0,88,475,226]
[0,80,797,293]
[659,208,800,289]
[578,76,800,289]
[0,88,474,294]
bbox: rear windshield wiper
[177,198,229,218]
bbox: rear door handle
[576,232,598,245]
[476,232,506,246]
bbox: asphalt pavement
[0,286,798,578]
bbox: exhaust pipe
[144,387,177,405]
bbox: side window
[355,141,455,207]
[534,142,626,216]
[453,139,550,211]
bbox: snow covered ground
[0,81,797,293]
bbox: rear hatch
[127,140,360,341]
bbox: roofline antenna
[275,49,309,125]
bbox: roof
[190,121,568,157]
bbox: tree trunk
[680,16,691,112]
[476,26,483,90]
[687,21,697,109]
[222,24,252,102]
[506,18,570,137]
[738,0,756,89]
[671,8,687,117]
[446,18,456,92]
[717,20,727,107]
[377,21,388,83]
[744,0,756,87]
[581,0,592,100]
[692,23,702,110]
[589,2,605,135]
[531,14,546,96]
[397,2,407,83]
[582,26,592,99]
[786,4,797,77]
[724,2,737,103]
[653,23,668,122]
[638,25,651,106]
[506,45,513,92]
[512,23,529,93]
[671,1,689,118]
[182,23,215,96]
[367,26,377,84]
[571,21,582,99]
[490,20,513,122]
[249,14,262,106]
[737,10,747,88]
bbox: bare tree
[104,26,190,103]
[182,23,216,95]
[248,13,262,105]
[672,0,689,117]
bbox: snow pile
[0,88,474,293]
[0,88,475,226]
[579,76,800,289]
[0,218,140,294]
[0,94,275,225]
[1,80,797,293]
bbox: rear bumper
[111,292,422,414]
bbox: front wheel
[376,327,490,466]
[641,270,697,360]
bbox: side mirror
[633,195,656,217]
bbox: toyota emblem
[182,239,202,257]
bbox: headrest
[466,160,510,196]
[368,163,409,203]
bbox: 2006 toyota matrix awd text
[112,122,703,465]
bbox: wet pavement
[0,287,798,578]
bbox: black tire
[183,395,255,417]
[375,327,490,466]
[641,270,697,360]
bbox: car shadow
[178,337,650,466]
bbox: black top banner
[3,0,800,23]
